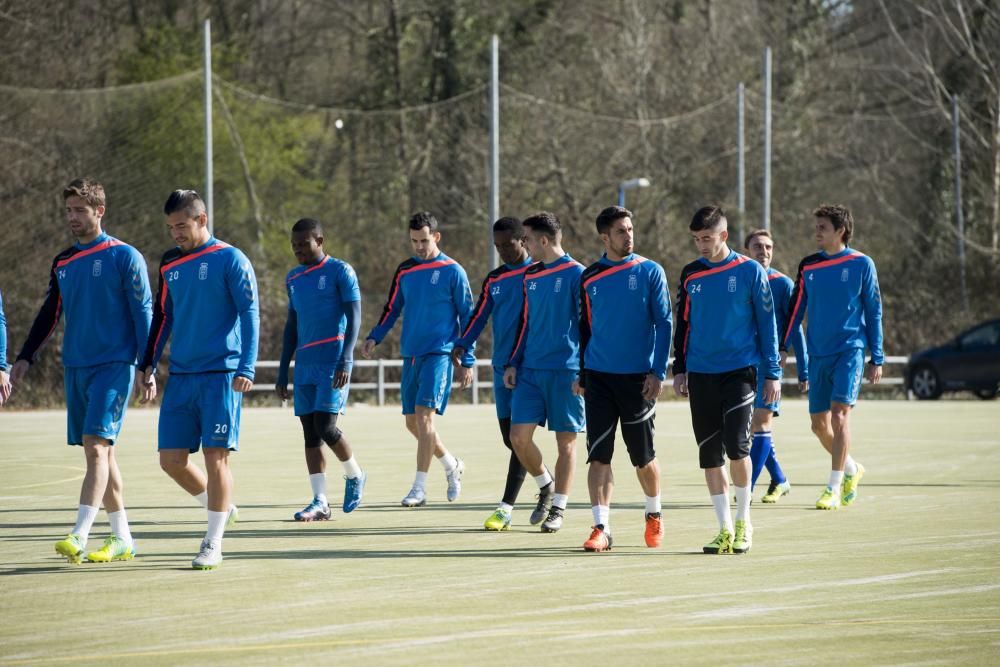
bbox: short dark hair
[163,189,206,218]
[595,206,632,234]
[292,218,323,236]
[689,206,726,231]
[409,211,438,232]
[492,216,524,238]
[813,204,853,244]
[63,177,105,209]
[522,212,561,240]
[744,228,773,249]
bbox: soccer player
[504,212,585,534]
[0,290,10,406]
[276,218,366,521]
[782,204,883,510]
[452,217,534,531]
[744,229,809,504]
[672,206,781,555]
[11,178,151,564]
[139,189,259,570]
[363,212,474,507]
[577,206,672,552]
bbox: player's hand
[334,369,350,389]
[779,351,788,368]
[642,373,663,401]
[0,370,11,405]
[9,359,29,386]
[763,378,781,405]
[866,363,882,385]
[572,377,584,397]
[138,368,157,404]
[361,339,376,359]
[798,379,809,393]
[456,365,473,389]
[450,346,466,368]
[275,382,289,400]
[672,373,688,398]
[233,375,254,393]
[503,366,517,389]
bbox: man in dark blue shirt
[673,206,781,555]
[577,206,672,553]
[0,290,10,405]
[452,217,533,531]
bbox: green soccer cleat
[55,534,86,564]
[226,504,239,528]
[733,520,753,554]
[87,535,136,563]
[842,463,865,505]
[484,508,512,531]
[703,528,734,554]
[816,486,841,510]
[761,480,791,504]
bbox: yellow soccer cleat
[484,508,512,531]
[87,535,136,563]
[761,480,791,504]
[703,528,734,554]
[54,534,85,564]
[733,520,753,554]
[816,486,841,510]
[842,463,865,505]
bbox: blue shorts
[294,365,348,416]
[808,349,865,414]
[511,367,585,433]
[401,354,453,415]
[64,362,134,446]
[493,367,512,420]
[753,366,780,414]
[159,372,242,452]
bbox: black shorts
[583,370,656,468]
[687,367,755,469]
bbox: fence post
[471,364,480,405]
[377,359,385,406]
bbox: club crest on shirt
[318,275,327,290]
[431,269,441,285]
[628,274,638,291]
[728,276,737,293]
[198,262,209,280]
[554,277,563,293]
[92,260,102,277]
[841,268,849,282]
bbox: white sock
[552,493,568,510]
[108,510,133,546]
[844,456,858,476]
[193,491,209,508]
[734,486,751,522]
[499,502,513,513]
[206,510,228,544]
[592,505,610,531]
[342,456,362,479]
[534,470,553,489]
[413,470,428,490]
[309,473,328,504]
[72,504,99,542]
[645,494,661,515]
[439,453,458,472]
[710,493,734,534]
[829,470,845,490]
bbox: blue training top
[580,253,673,379]
[456,257,533,368]
[18,233,152,368]
[366,252,476,365]
[0,290,8,371]
[767,267,808,382]
[782,248,884,364]
[141,237,260,379]
[508,254,585,371]
[672,249,781,378]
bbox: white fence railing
[252,356,910,405]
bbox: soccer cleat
[703,528,734,554]
[761,480,791,504]
[583,525,613,552]
[87,535,136,563]
[529,484,554,525]
[446,459,465,502]
[54,534,85,564]
[294,497,332,522]
[540,506,564,533]
[733,520,753,554]
[226,505,239,528]
[842,463,865,505]
[343,471,367,513]
[191,539,223,570]
[401,486,427,508]
[644,512,664,548]
[484,507,512,531]
[816,486,841,510]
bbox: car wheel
[973,385,998,400]
[910,364,942,400]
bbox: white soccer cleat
[191,539,223,570]
[446,459,465,502]
[401,486,427,507]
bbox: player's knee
[159,456,184,475]
[830,411,850,432]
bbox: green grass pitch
[1,400,998,665]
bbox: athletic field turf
[1,400,998,665]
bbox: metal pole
[952,94,968,312]
[737,82,745,242]
[617,187,625,207]
[203,19,214,235]
[763,47,772,231]
[488,34,500,268]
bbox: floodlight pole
[952,94,968,312]
[737,81,746,244]
[617,178,650,208]
[488,34,500,268]
[763,47,772,231]
[204,18,214,234]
